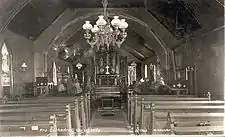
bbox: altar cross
[105,65,110,74]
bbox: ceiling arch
[0,0,31,33]
[49,8,173,68]
[1,0,223,40]
[0,0,223,69]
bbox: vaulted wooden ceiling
[2,0,224,63]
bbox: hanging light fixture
[131,62,137,67]
[82,0,128,52]
[76,63,82,69]
[21,62,27,72]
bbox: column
[0,69,3,98]
[94,54,97,84]
[82,71,85,84]
[124,56,128,85]
[99,76,101,86]
[116,53,120,74]
[141,63,144,79]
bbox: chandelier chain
[102,0,108,17]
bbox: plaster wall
[175,28,224,100]
[0,29,34,97]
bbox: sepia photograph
[0,0,224,136]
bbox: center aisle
[86,110,132,135]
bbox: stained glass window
[2,43,9,73]
[1,43,10,86]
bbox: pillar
[124,56,128,85]
[141,63,144,79]
[116,53,120,74]
[0,69,3,98]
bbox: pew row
[167,112,224,135]
[5,97,75,104]
[49,95,92,136]
[136,100,224,135]
[0,106,68,136]
[127,94,211,128]
[0,93,91,136]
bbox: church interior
[0,0,224,136]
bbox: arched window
[1,43,10,86]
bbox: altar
[96,74,119,86]
[94,51,120,86]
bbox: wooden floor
[87,110,131,135]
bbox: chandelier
[82,0,128,52]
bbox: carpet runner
[86,110,131,135]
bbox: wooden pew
[137,100,224,135]
[79,95,87,134]
[0,97,75,136]
[48,92,91,136]
[0,97,6,104]
[128,94,211,130]
[50,98,82,136]
[167,112,224,135]
[127,91,210,116]
[0,91,92,136]
[0,106,68,136]
[77,92,91,135]
[49,112,71,136]
[49,93,91,136]
[60,92,91,136]
[49,114,58,136]
[6,96,75,104]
